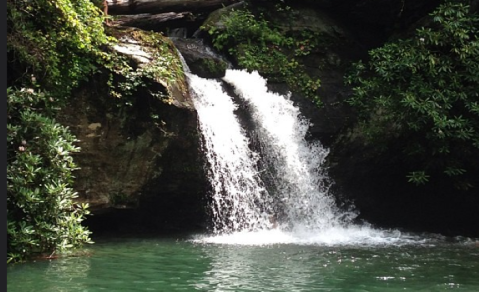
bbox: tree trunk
[107,0,241,15]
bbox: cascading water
[222,69,355,233]
[188,68,421,245]
[187,73,275,234]
[188,67,354,232]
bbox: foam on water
[192,224,434,247]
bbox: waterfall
[223,70,352,232]
[187,73,275,234]
[188,68,356,236]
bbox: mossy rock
[107,26,193,109]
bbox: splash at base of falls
[191,225,438,246]
[189,68,425,245]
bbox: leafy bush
[346,0,479,188]
[7,88,93,263]
[6,0,113,263]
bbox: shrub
[345,0,479,188]
[6,0,112,263]
[7,88,93,263]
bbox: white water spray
[188,68,424,245]
[188,73,275,233]
[223,69,354,233]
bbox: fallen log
[113,12,194,27]
[107,0,241,15]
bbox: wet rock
[172,38,230,78]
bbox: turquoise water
[7,232,479,292]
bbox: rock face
[63,90,207,233]
[58,28,208,233]
[282,6,363,147]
